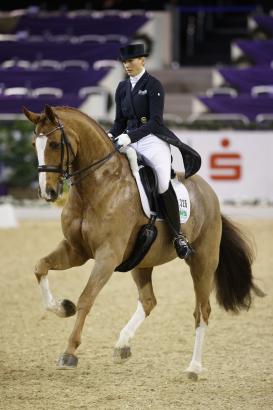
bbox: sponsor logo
[209,138,242,180]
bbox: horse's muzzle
[41,183,63,202]
[46,187,58,202]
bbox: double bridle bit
[35,120,117,185]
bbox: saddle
[115,154,176,272]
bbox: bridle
[34,120,117,185]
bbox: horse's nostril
[46,187,58,200]
[49,189,57,198]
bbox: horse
[23,104,263,380]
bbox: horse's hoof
[187,371,198,381]
[57,353,78,369]
[61,299,77,317]
[113,346,132,364]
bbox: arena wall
[172,130,273,203]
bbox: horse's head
[23,104,78,202]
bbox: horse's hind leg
[185,242,220,380]
[35,239,88,318]
[113,267,156,363]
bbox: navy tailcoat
[109,71,201,178]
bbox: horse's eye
[49,141,60,150]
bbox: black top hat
[119,43,148,61]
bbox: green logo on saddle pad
[180,210,187,217]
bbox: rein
[35,120,117,185]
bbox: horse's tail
[214,215,265,312]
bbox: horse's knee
[34,258,49,282]
[141,297,157,316]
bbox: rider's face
[123,57,145,77]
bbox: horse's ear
[22,106,40,124]
[44,104,57,123]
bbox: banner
[171,130,273,202]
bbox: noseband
[35,120,117,184]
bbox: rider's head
[119,43,148,77]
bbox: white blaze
[35,135,47,198]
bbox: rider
[108,43,201,259]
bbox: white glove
[107,133,113,140]
[116,133,131,148]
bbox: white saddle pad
[133,171,190,223]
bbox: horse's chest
[62,214,83,245]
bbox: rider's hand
[116,133,131,148]
[107,133,113,140]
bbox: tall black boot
[159,184,193,259]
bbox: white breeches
[131,134,171,194]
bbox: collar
[130,68,146,88]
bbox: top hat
[119,43,148,61]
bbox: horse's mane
[53,106,108,137]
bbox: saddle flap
[125,147,190,223]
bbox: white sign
[171,130,273,202]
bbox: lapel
[132,71,149,97]
[125,79,135,116]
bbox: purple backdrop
[0,68,110,93]
[235,40,273,65]
[198,95,273,121]
[253,15,273,36]
[13,15,149,36]
[0,95,84,114]
[219,67,273,92]
[0,41,121,64]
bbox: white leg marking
[40,277,66,317]
[115,301,146,348]
[186,317,207,374]
[35,135,48,199]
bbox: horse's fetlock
[69,336,81,349]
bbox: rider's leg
[159,183,193,259]
[131,135,192,259]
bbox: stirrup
[173,235,194,259]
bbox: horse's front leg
[35,239,88,318]
[58,246,119,369]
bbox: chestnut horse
[23,105,262,380]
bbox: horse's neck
[68,112,126,194]
[73,117,111,170]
